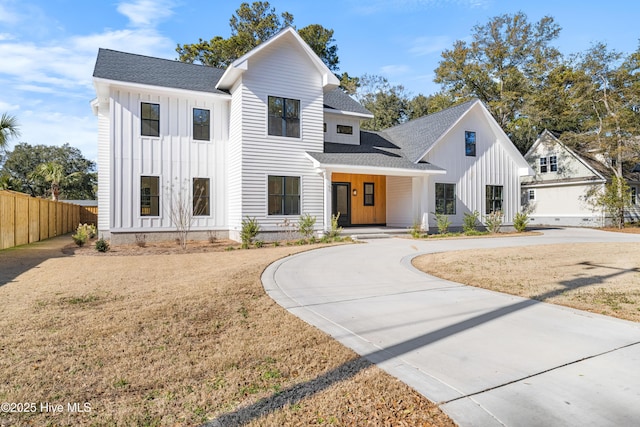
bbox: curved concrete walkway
[262,228,640,427]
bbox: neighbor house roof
[306,130,445,174]
[93,49,228,95]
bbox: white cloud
[117,0,176,28]
[409,35,452,56]
[380,64,411,75]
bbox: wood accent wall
[332,173,386,225]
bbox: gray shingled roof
[323,88,373,116]
[307,131,444,172]
[93,49,228,94]
[381,99,478,163]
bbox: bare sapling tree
[166,178,207,249]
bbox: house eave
[93,77,232,100]
[323,108,374,119]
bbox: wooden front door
[332,182,351,227]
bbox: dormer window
[549,155,557,172]
[268,96,300,138]
[539,157,547,173]
[539,155,557,173]
[465,131,476,156]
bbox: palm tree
[0,113,20,150]
[31,162,64,201]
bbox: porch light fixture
[352,189,357,196]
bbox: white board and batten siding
[324,113,361,145]
[228,36,326,237]
[421,106,523,227]
[101,85,230,237]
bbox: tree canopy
[0,113,20,151]
[1,143,96,200]
[176,1,338,71]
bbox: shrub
[326,213,342,238]
[462,211,479,234]
[95,237,110,252]
[513,212,529,232]
[255,240,264,248]
[72,226,88,247]
[485,210,503,234]
[240,216,261,248]
[434,213,451,234]
[409,221,424,238]
[298,213,317,240]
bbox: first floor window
[364,182,374,206]
[141,102,160,137]
[193,108,210,141]
[141,176,159,216]
[193,178,210,216]
[528,189,536,201]
[337,124,353,135]
[268,96,300,138]
[435,183,456,215]
[486,185,503,214]
[632,186,637,205]
[465,131,476,156]
[268,176,300,215]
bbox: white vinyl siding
[323,113,361,145]
[386,176,413,227]
[230,35,325,231]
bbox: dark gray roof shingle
[93,48,228,94]
[323,88,373,116]
[307,131,444,172]
[381,99,478,162]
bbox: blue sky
[1,0,638,162]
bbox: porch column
[323,170,332,233]
[413,176,430,232]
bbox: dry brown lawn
[413,241,640,322]
[0,237,454,427]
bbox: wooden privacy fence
[0,190,97,250]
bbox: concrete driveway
[262,228,640,426]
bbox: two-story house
[92,27,532,244]
[522,130,640,226]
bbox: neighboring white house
[91,27,532,244]
[521,130,640,227]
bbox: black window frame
[193,108,211,141]
[364,182,374,206]
[486,185,504,214]
[465,131,476,157]
[140,176,160,216]
[549,155,558,172]
[528,189,536,201]
[268,96,300,138]
[435,183,456,215]
[141,102,160,137]
[268,175,301,215]
[337,124,353,135]
[192,178,210,216]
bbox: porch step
[349,233,392,240]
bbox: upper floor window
[465,131,476,156]
[337,125,353,135]
[486,185,503,214]
[268,175,300,215]
[193,178,210,216]
[141,102,160,137]
[549,155,558,172]
[435,183,456,215]
[539,157,548,173]
[193,108,210,141]
[364,183,374,206]
[140,176,159,216]
[268,96,300,138]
